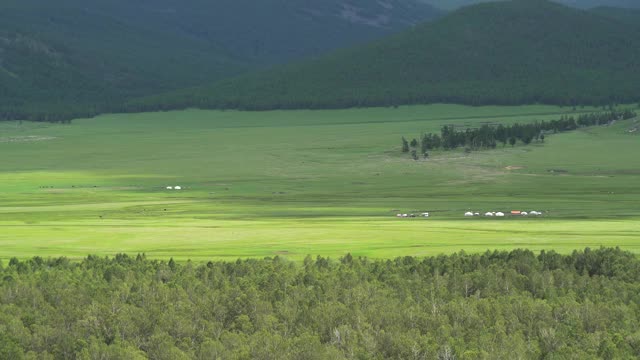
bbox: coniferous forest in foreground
[1,248,640,359]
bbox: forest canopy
[2,248,640,359]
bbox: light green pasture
[0,104,638,260]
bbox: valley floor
[0,104,638,260]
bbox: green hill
[0,0,441,121]
[136,0,640,112]
[424,0,640,10]
[0,5,245,121]
[590,6,640,26]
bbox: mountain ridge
[0,0,441,121]
[128,0,640,112]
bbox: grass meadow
[0,104,638,261]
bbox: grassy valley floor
[0,104,638,261]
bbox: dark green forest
[402,109,637,158]
[2,248,640,359]
[0,0,440,122]
[591,6,640,26]
[128,0,640,114]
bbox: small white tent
[485,212,494,217]
[495,212,505,217]
[464,212,474,217]
[166,186,173,190]
[174,186,182,190]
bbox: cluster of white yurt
[482,212,505,217]
[166,186,182,190]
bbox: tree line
[1,248,640,359]
[402,109,637,158]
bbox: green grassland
[0,104,638,261]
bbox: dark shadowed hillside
[0,0,441,121]
[424,0,640,10]
[590,6,640,26]
[131,0,640,112]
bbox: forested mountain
[0,4,245,121]
[590,6,640,26]
[0,0,441,121]
[423,0,640,10]
[2,248,640,359]
[553,0,640,8]
[133,0,640,112]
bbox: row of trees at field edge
[1,248,640,359]
[402,109,637,158]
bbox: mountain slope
[0,5,244,120]
[0,0,441,121]
[85,0,444,65]
[424,0,640,10]
[134,0,640,111]
[590,6,640,26]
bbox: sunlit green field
[0,104,638,261]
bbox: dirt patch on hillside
[505,166,525,171]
